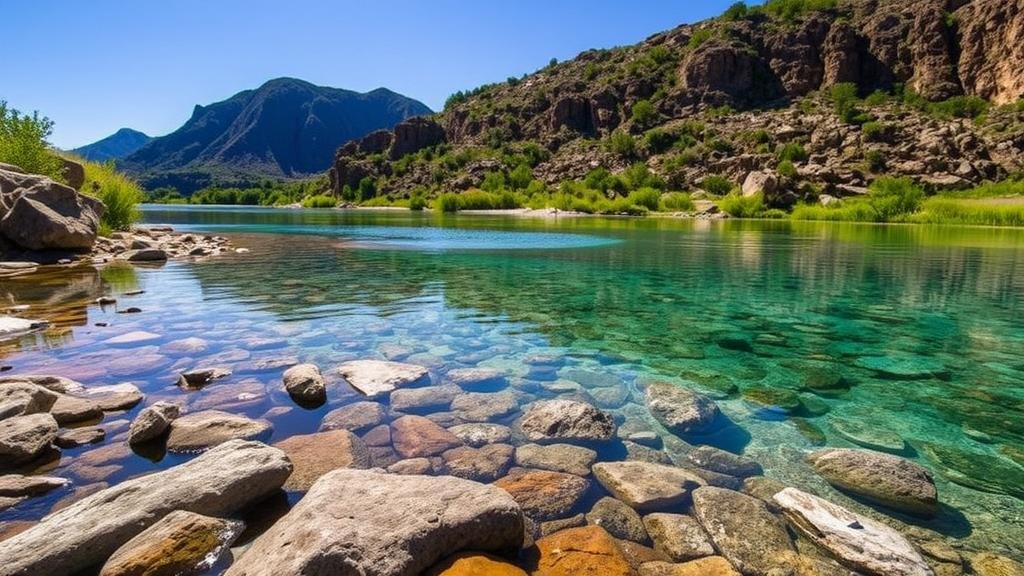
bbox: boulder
[0,381,58,417]
[685,446,762,478]
[224,468,522,576]
[528,526,633,576]
[440,443,515,482]
[515,443,597,476]
[645,383,719,436]
[586,496,650,544]
[81,383,144,411]
[166,410,272,452]
[451,390,518,422]
[391,384,459,413]
[127,401,180,444]
[520,399,616,443]
[55,426,105,448]
[0,413,57,464]
[0,176,102,251]
[640,556,741,576]
[99,510,244,576]
[427,553,527,576]
[773,487,932,576]
[282,363,326,405]
[177,367,231,390]
[338,359,429,397]
[448,422,512,447]
[320,401,386,433]
[446,367,507,390]
[0,474,67,497]
[0,440,291,576]
[493,467,591,521]
[273,429,371,491]
[808,448,938,517]
[643,513,715,562]
[741,171,779,198]
[50,395,103,425]
[60,158,85,190]
[691,487,795,576]
[592,461,704,512]
[391,415,462,458]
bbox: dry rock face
[773,487,933,576]
[0,413,58,464]
[808,447,938,517]
[224,468,523,576]
[0,168,103,252]
[99,510,244,576]
[0,440,291,576]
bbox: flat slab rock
[273,429,371,491]
[519,399,616,443]
[99,510,244,576]
[493,467,591,521]
[808,448,937,517]
[0,440,291,576]
[166,410,272,452]
[773,487,932,576]
[691,486,795,576]
[338,360,429,397]
[224,468,523,576]
[592,461,705,512]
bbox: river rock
[586,496,650,543]
[338,359,428,397]
[0,474,66,497]
[451,390,519,422]
[178,368,231,390]
[645,383,719,435]
[428,553,526,575]
[0,440,290,576]
[274,429,371,491]
[529,525,633,576]
[969,553,1024,576]
[808,448,938,517]
[0,382,58,418]
[592,461,705,511]
[643,513,715,562]
[104,331,161,346]
[773,487,932,576]
[515,443,597,476]
[387,457,434,475]
[640,556,741,576]
[166,410,272,452]
[918,442,1024,500]
[854,356,947,380]
[55,426,105,448]
[691,486,795,576]
[0,176,102,251]
[224,468,522,576]
[82,383,144,411]
[0,413,57,464]
[0,375,84,395]
[830,415,907,454]
[493,467,590,521]
[391,384,459,413]
[319,401,386,433]
[448,422,512,446]
[446,367,507,390]
[391,415,462,458]
[685,446,763,478]
[0,317,47,341]
[99,510,244,576]
[127,401,180,444]
[520,399,615,443]
[440,443,514,482]
[282,363,325,405]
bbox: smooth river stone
[493,467,590,521]
[223,469,523,576]
[829,415,907,454]
[0,440,291,576]
[691,486,795,576]
[0,413,58,464]
[450,391,518,422]
[773,487,932,576]
[391,385,460,413]
[448,423,512,447]
[643,513,715,562]
[445,367,507,390]
[319,401,386,434]
[528,525,633,576]
[273,429,371,491]
[440,444,515,482]
[645,382,720,436]
[592,461,705,512]
[685,446,763,478]
[519,399,616,442]
[99,510,244,576]
[585,496,649,544]
[166,410,272,452]
[282,363,326,405]
[515,443,597,476]
[808,448,938,517]
[427,553,527,576]
[338,360,429,397]
[391,415,462,458]
[854,356,947,380]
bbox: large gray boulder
[224,468,523,576]
[519,399,616,443]
[645,382,720,436]
[0,413,57,463]
[808,448,938,517]
[592,461,705,512]
[0,172,103,251]
[774,487,933,576]
[0,440,291,576]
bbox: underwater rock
[338,359,429,397]
[515,443,597,476]
[830,416,907,454]
[692,487,795,576]
[645,382,720,436]
[808,448,938,517]
[493,467,590,521]
[319,401,386,434]
[643,513,715,562]
[593,461,704,512]
[854,356,948,380]
[520,399,616,442]
[273,429,371,491]
[918,442,1024,500]
[585,496,650,544]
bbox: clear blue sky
[2,0,748,149]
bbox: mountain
[71,128,152,162]
[329,0,1024,208]
[122,77,432,192]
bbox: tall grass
[718,193,764,218]
[80,160,144,232]
[912,198,1024,227]
[301,194,337,208]
[660,192,695,212]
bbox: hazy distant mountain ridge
[121,77,431,192]
[71,128,152,162]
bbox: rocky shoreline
[1,352,1020,576]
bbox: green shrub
[357,177,377,201]
[762,208,788,219]
[480,171,507,192]
[718,192,764,218]
[722,1,749,20]
[632,100,657,128]
[608,130,637,158]
[508,164,533,190]
[80,161,144,231]
[584,167,615,193]
[931,96,989,120]
[644,128,677,154]
[829,82,859,123]
[943,179,1024,198]
[627,188,662,211]
[864,90,890,107]
[776,143,809,163]
[777,160,798,178]
[660,192,695,212]
[0,101,63,180]
[744,129,771,145]
[701,175,734,196]
[861,121,891,142]
[689,28,714,49]
[409,195,428,211]
[762,0,837,21]
[301,194,337,208]
[435,193,461,212]
[868,176,923,221]
[621,163,665,191]
[791,201,879,222]
[865,150,887,172]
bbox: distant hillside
[121,77,432,192]
[72,128,151,162]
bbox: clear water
[3,205,1023,557]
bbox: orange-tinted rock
[493,467,589,521]
[530,526,634,576]
[391,415,462,458]
[427,552,527,576]
[273,429,371,491]
[639,556,740,576]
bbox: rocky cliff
[329,0,1024,205]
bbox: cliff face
[329,0,1024,201]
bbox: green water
[3,205,1023,556]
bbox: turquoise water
[3,205,1023,557]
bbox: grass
[301,194,337,208]
[912,198,1024,227]
[80,160,144,232]
[718,193,764,218]
[660,192,695,212]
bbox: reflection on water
[2,205,1023,558]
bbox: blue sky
[2,1,748,148]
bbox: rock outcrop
[0,168,103,253]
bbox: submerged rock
[592,461,704,512]
[0,440,291,576]
[440,443,515,482]
[127,401,180,444]
[586,496,650,544]
[338,359,429,397]
[854,356,947,380]
[0,413,57,464]
[918,442,1024,500]
[830,416,907,454]
[493,467,590,521]
[528,526,633,576]
[177,368,231,390]
[224,468,522,576]
[773,487,932,576]
[166,410,272,452]
[391,415,462,458]
[519,399,616,443]
[446,367,507,390]
[282,363,326,405]
[273,429,371,491]
[515,443,597,476]
[451,390,518,422]
[691,486,795,576]
[448,422,512,447]
[319,401,386,434]
[808,448,938,517]
[645,383,719,436]
[685,446,762,478]
[643,513,715,562]
[391,384,460,413]
[99,510,244,576]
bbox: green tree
[0,100,63,180]
[632,100,657,128]
[358,177,377,201]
